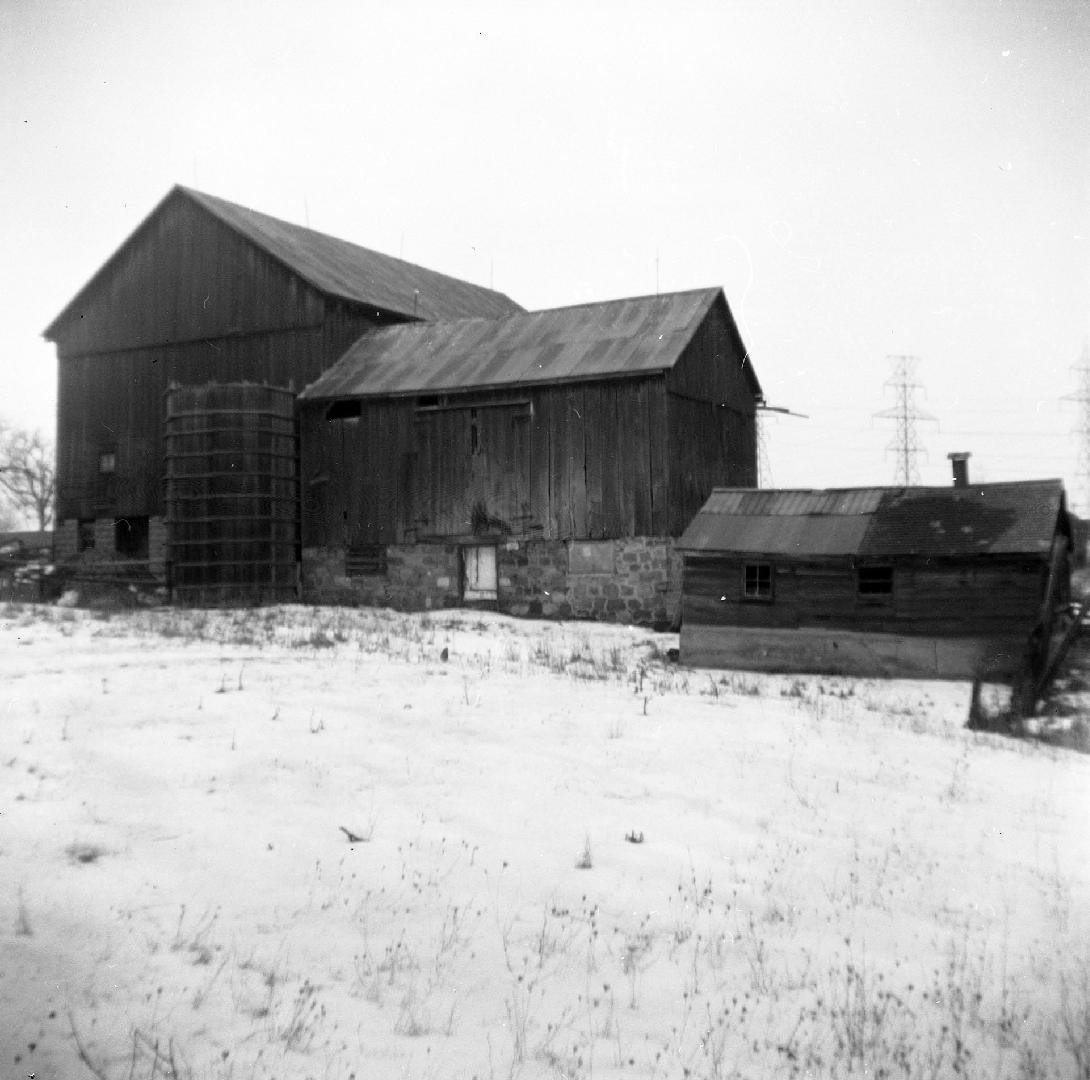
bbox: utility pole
[874,355,935,485]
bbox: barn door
[463,544,498,601]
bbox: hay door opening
[463,544,497,602]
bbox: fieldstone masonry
[53,515,167,574]
[302,536,683,629]
[54,519,79,561]
[303,543,462,610]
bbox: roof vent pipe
[947,451,971,488]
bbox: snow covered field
[2,601,1088,1080]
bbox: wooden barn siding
[300,401,413,547]
[665,297,757,535]
[300,376,671,546]
[56,316,382,521]
[50,194,327,358]
[682,555,1045,637]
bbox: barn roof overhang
[301,287,759,402]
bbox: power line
[873,355,937,485]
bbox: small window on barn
[858,566,894,595]
[326,400,361,422]
[742,562,773,601]
[346,544,387,577]
[99,451,117,474]
[114,516,149,559]
[78,519,96,552]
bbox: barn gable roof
[44,186,522,339]
[679,481,1067,558]
[301,287,756,399]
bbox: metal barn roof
[679,481,1066,558]
[179,188,523,320]
[44,186,522,338]
[301,288,739,399]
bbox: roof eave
[301,365,673,403]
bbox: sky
[2,0,1089,506]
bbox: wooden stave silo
[164,382,299,605]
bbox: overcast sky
[3,0,1088,507]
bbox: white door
[463,545,498,601]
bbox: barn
[43,186,521,595]
[44,186,761,621]
[678,477,1071,679]
[298,287,760,625]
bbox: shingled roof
[679,481,1067,558]
[302,287,760,399]
[44,186,522,338]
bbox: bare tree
[0,422,55,531]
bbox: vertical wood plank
[599,382,620,536]
[583,383,604,538]
[529,393,551,538]
[629,379,651,535]
[550,389,570,537]
[648,380,668,535]
[568,385,588,537]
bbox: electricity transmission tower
[1066,339,1090,515]
[874,355,936,485]
[754,404,807,488]
[756,412,773,487]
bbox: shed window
[99,451,116,474]
[858,566,894,595]
[78,519,96,552]
[742,562,773,600]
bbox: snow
[2,601,1089,1079]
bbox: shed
[677,481,1071,679]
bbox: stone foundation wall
[303,543,462,610]
[93,518,116,555]
[54,516,168,582]
[54,519,79,561]
[302,537,682,628]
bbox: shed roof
[44,186,522,338]
[301,287,760,399]
[679,481,1066,558]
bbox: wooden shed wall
[299,375,673,546]
[665,296,758,534]
[682,554,1045,637]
